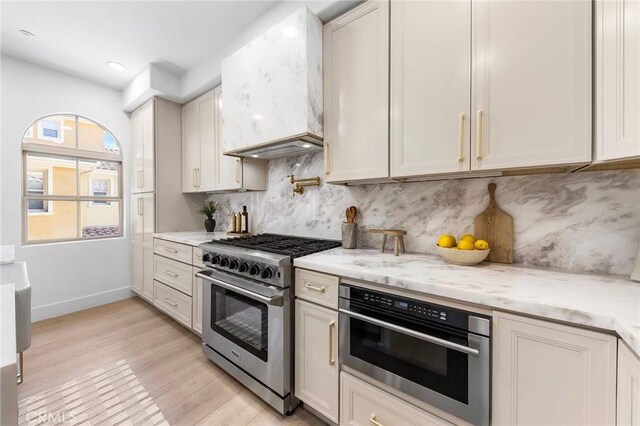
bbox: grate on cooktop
[211,233,341,258]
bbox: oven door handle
[339,309,479,357]
[196,272,284,307]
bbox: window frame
[26,169,54,215]
[22,114,123,245]
[36,117,64,143]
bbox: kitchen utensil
[369,228,406,256]
[346,206,358,224]
[436,245,490,266]
[631,242,640,282]
[474,183,513,263]
[342,223,358,249]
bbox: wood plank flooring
[19,297,325,426]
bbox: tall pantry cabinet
[131,98,202,302]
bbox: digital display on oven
[395,301,409,310]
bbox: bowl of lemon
[436,234,490,266]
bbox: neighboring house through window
[37,117,63,143]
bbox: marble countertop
[294,248,640,357]
[153,231,229,246]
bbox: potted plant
[197,201,219,233]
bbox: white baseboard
[31,286,134,322]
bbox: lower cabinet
[192,267,203,335]
[295,298,339,423]
[153,280,192,328]
[492,311,617,425]
[341,373,453,426]
[617,340,640,426]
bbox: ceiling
[1,1,279,89]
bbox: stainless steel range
[197,234,341,414]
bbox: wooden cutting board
[474,183,514,263]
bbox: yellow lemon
[474,239,490,250]
[437,234,456,248]
[457,240,475,250]
[460,234,476,244]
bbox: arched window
[22,114,123,244]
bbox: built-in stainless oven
[198,268,294,414]
[339,284,491,425]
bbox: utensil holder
[342,223,358,249]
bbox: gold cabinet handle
[324,142,330,175]
[140,170,144,189]
[235,159,241,184]
[162,247,178,254]
[369,413,384,426]
[328,320,335,365]
[192,168,197,188]
[137,198,143,216]
[197,168,201,188]
[476,110,484,160]
[304,282,326,293]
[458,114,465,162]
[163,269,179,278]
[163,297,178,307]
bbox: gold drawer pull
[163,297,178,307]
[476,110,484,160]
[458,113,465,162]
[162,247,178,254]
[369,413,384,426]
[328,320,335,365]
[163,269,179,278]
[304,282,326,293]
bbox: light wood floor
[19,297,325,426]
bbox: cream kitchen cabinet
[617,340,640,426]
[131,193,155,302]
[182,87,266,193]
[295,298,339,423]
[323,0,390,183]
[471,0,592,171]
[493,311,617,426]
[192,267,203,334]
[132,99,155,193]
[390,0,471,178]
[595,0,640,163]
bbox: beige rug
[18,359,169,426]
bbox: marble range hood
[221,7,324,160]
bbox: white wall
[0,55,132,321]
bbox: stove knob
[202,253,211,263]
[211,255,221,265]
[249,264,261,276]
[229,259,239,270]
[220,257,230,267]
[239,262,250,273]
[261,267,274,280]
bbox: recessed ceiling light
[106,61,126,71]
[19,29,35,38]
[253,114,263,120]
[251,154,260,158]
[302,143,312,148]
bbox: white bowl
[436,245,490,266]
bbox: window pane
[79,160,120,197]
[27,200,78,242]
[24,115,76,149]
[81,201,120,239]
[78,117,120,155]
[26,154,77,196]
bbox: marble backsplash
[208,153,640,276]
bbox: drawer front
[153,238,192,264]
[192,247,205,268]
[153,255,193,295]
[341,373,453,426]
[153,281,192,328]
[295,268,340,309]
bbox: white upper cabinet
[182,91,215,192]
[596,0,640,162]
[215,87,243,191]
[471,0,592,171]
[391,0,471,178]
[221,7,324,157]
[132,100,155,193]
[324,0,390,183]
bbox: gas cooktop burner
[210,233,341,258]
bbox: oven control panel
[201,251,283,286]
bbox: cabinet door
[141,100,155,192]
[131,110,144,193]
[215,87,243,191]
[192,267,203,334]
[295,299,339,423]
[131,241,143,295]
[141,193,155,246]
[182,100,200,192]
[198,90,216,192]
[596,0,640,161]
[324,0,389,183]
[493,311,616,425]
[390,0,471,178]
[142,245,154,301]
[471,1,591,171]
[617,340,640,426]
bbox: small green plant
[197,201,219,219]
